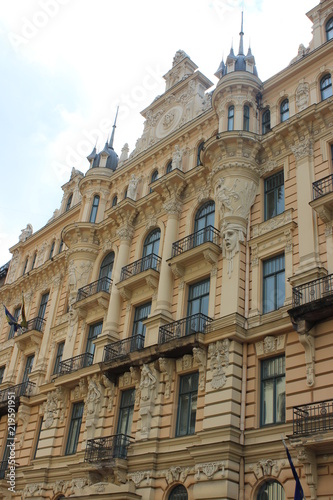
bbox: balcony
[15,317,45,350]
[0,381,36,416]
[85,434,132,464]
[288,274,333,328]
[57,352,94,376]
[310,174,333,222]
[74,277,112,312]
[103,334,145,364]
[158,313,213,356]
[293,399,333,437]
[117,254,161,299]
[169,226,221,276]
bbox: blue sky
[0,0,315,265]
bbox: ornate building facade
[0,1,333,498]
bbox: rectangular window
[33,417,43,459]
[85,321,103,364]
[261,356,285,426]
[131,302,151,351]
[8,307,20,340]
[53,342,65,375]
[117,388,135,437]
[0,428,16,479]
[264,171,284,220]
[186,279,210,334]
[176,372,199,437]
[0,366,5,384]
[65,402,84,455]
[263,254,285,314]
[22,355,35,383]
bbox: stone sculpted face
[223,229,238,252]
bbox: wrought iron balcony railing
[313,174,333,199]
[293,399,333,436]
[58,352,94,376]
[103,334,145,363]
[172,226,220,257]
[85,434,132,463]
[292,274,333,307]
[76,276,112,302]
[0,460,8,480]
[159,313,213,344]
[16,317,45,335]
[0,381,36,406]
[120,254,161,281]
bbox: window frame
[8,306,21,340]
[142,229,161,258]
[166,160,173,174]
[320,74,332,101]
[264,170,284,221]
[326,17,333,41]
[49,241,55,260]
[65,194,73,212]
[175,372,199,437]
[227,105,234,131]
[112,195,118,207]
[243,104,250,131]
[22,258,29,275]
[38,292,49,321]
[0,366,5,384]
[280,99,289,122]
[33,417,43,460]
[53,341,65,375]
[262,254,285,314]
[89,195,100,223]
[65,402,84,455]
[260,355,286,427]
[31,252,37,270]
[262,109,271,135]
[116,388,135,437]
[196,141,205,166]
[86,321,103,359]
[22,354,35,383]
[169,484,188,500]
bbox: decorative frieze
[193,347,207,391]
[255,335,286,357]
[159,357,174,398]
[248,458,284,479]
[128,470,151,487]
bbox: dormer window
[326,17,333,41]
[228,105,234,131]
[262,110,271,135]
[243,105,250,131]
[280,99,289,122]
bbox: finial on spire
[108,106,119,149]
[238,11,244,56]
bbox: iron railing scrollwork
[172,226,220,257]
[16,317,45,336]
[313,174,333,199]
[85,434,132,462]
[120,254,161,282]
[103,334,145,363]
[58,352,94,376]
[159,313,213,344]
[76,277,112,302]
[293,399,333,435]
[292,274,333,307]
[0,381,36,406]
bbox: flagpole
[281,435,306,500]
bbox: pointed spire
[238,11,244,56]
[87,144,97,162]
[108,106,119,150]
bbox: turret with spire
[86,107,119,171]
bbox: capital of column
[290,139,313,161]
[116,224,134,242]
[162,198,183,218]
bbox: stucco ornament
[128,174,139,200]
[86,376,102,416]
[173,49,187,66]
[171,144,183,170]
[195,461,225,480]
[222,224,246,278]
[158,357,174,398]
[296,81,310,111]
[208,339,230,389]
[140,364,156,402]
[44,391,58,428]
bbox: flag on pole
[282,437,305,500]
[3,305,19,332]
[20,293,28,329]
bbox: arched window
[112,195,118,207]
[169,485,188,500]
[280,99,289,122]
[194,201,215,246]
[262,109,271,134]
[326,17,333,40]
[150,170,159,193]
[166,160,173,174]
[243,105,250,131]
[89,195,100,223]
[65,194,73,212]
[142,229,161,271]
[58,240,64,253]
[228,105,234,131]
[196,141,205,166]
[320,74,332,100]
[98,252,114,292]
[124,188,128,200]
[49,241,55,260]
[257,480,285,500]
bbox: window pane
[261,356,285,426]
[176,373,199,437]
[66,402,84,455]
[117,389,135,436]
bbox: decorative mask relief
[222,224,246,278]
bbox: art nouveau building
[0,1,333,498]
